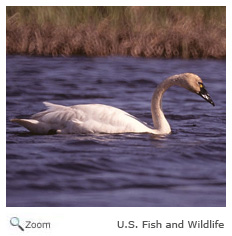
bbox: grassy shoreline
[6,6,226,59]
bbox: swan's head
[180,73,215,106]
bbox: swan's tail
[11,118,52,134]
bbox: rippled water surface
[6,56,226,207]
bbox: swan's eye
[198,82,204,88]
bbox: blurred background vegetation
[6,6,226,58]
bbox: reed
[6,6,226,58]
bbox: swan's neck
[151,75,181,134]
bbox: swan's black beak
[198,85,215,106]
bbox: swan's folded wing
[43,101,71,110]
[31,102,85,124]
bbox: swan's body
[11,73,215,135]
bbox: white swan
[11,73,215,135]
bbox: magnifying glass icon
[10,217,24,231]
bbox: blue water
[6,56,226,207]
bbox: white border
[1,1,231,236]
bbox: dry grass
[6,6,226,58]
